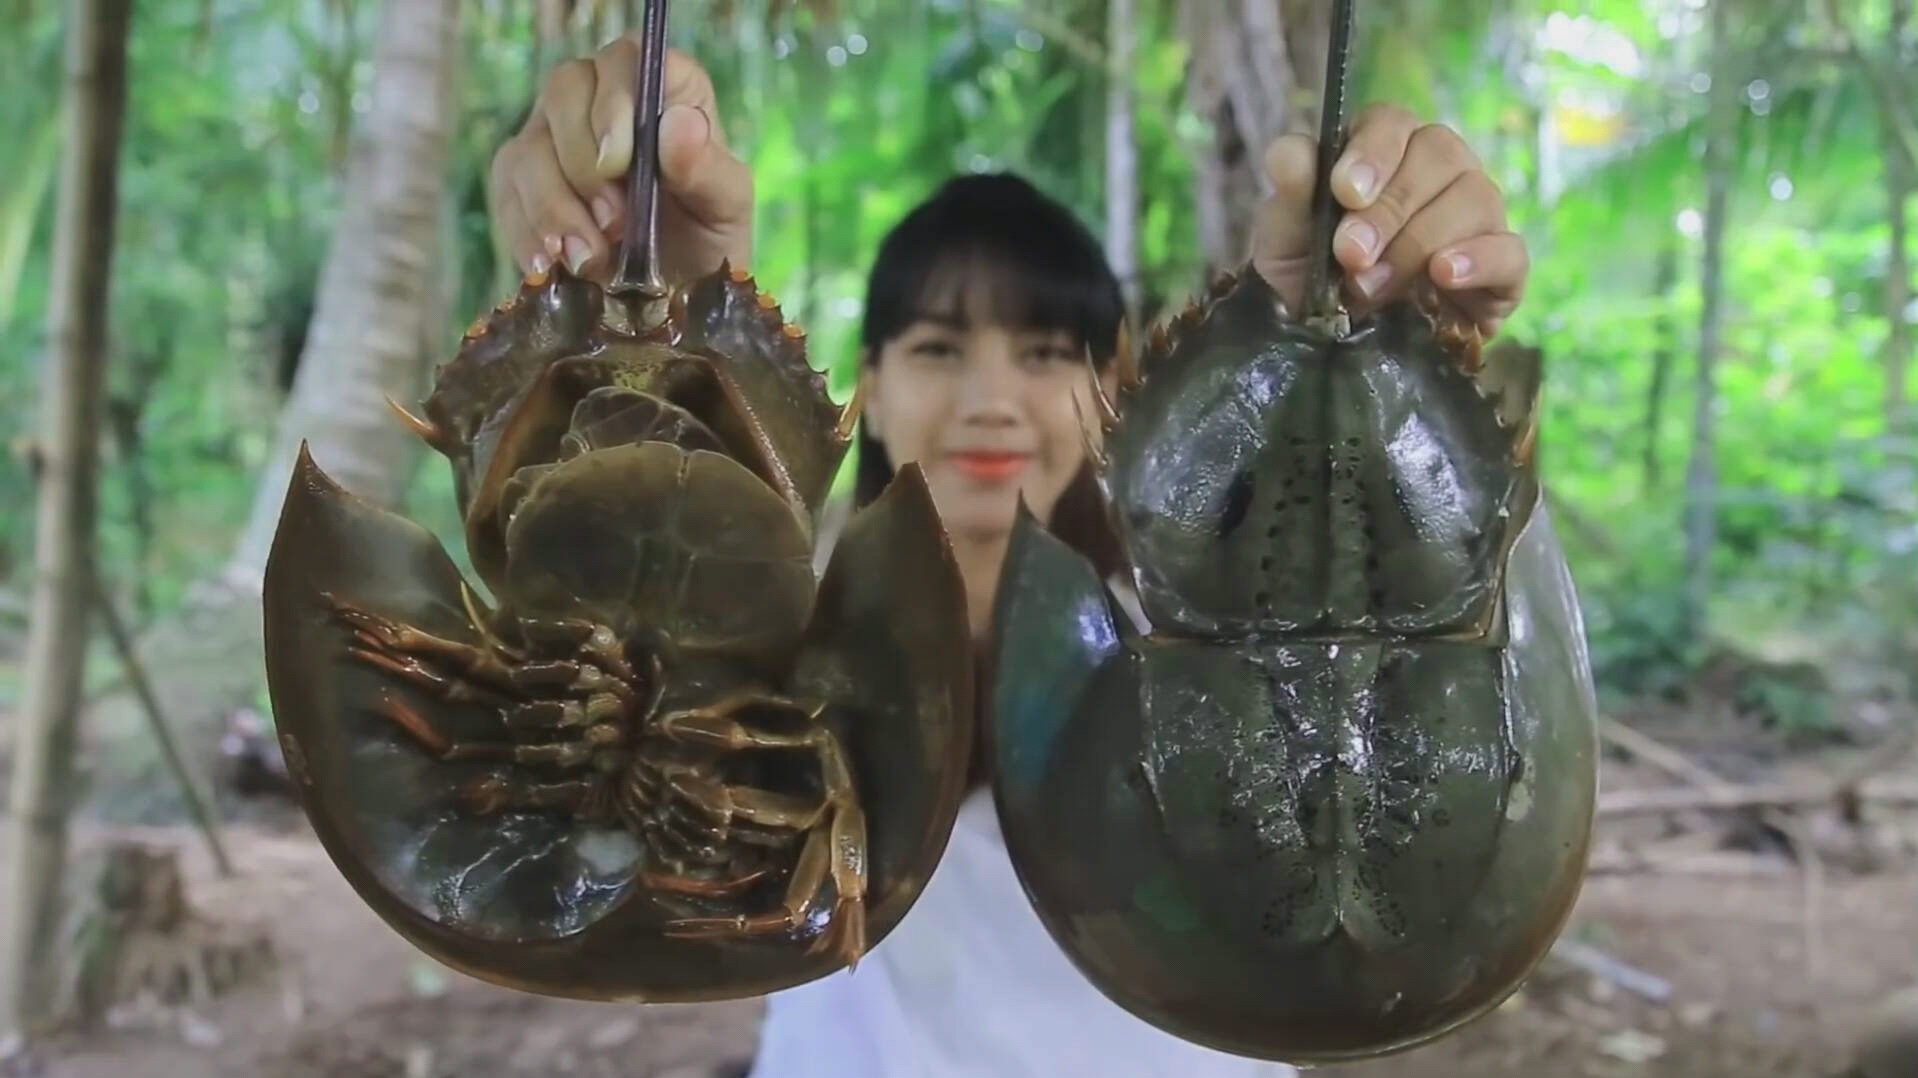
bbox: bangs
[904,246,1111,352]
[860,172,1125,366]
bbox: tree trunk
[78,0,464,827]
[1642,239,1680,490]
[1,0,133,1035]
[533,0,569,84]
[1179,0,1330,277]
[1683,0,1736,647]
[1885,0,1912,426]
[223,0,464,591]
[1104,0,1140,313]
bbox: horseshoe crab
[988,268,1601,1062]
[260,0,973,1004]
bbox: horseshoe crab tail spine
[1302,0,1358,326]
[611,0,670,300]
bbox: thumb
[1251,132,1321,312]
[658,103,752,231]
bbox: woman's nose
[954,349,1025,423]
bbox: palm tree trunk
[1180,0,1329,277]
[0,0,133,1035]
[533,0,569,83]
[222,0,464,592]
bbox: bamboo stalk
[0,0,135,1036]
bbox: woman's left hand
[1252,104,1527,337]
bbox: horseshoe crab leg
[651,696,869,966]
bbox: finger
[491,149,549,275]
[490,141,557,274]
[1350,171,1507,305]
[511,138,609,276]
[593,47,725,187]
[1336,122,1482,277]
[665,49,727,141]
[1332,103,1420,209]
[658,102,753,237]
[1253,131,1320,266]
[587,35,640,185]
[537,58,609,221]
[1430,230,1529,304]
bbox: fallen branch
[1834,709,1918,795]
[1586,846,1792,877]
[90,577,232,878]
[1599,716,1727,791]
[1598,780,1918,816]
[1546,938,1674,1004]
[1769,808,1826,979]
[1597,717,1847,980]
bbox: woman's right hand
[489,38,754,284]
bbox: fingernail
[1340,218,1379,259]
[596,133,618,172]
[543,234,564,259]
[1354,262,1392,296]
[530,251,553,275]
[591,194,617,230]
[1440,251,1473,282]
[1342,160,1378,202]
[564,235,592,273]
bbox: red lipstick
[948,451,1031,483]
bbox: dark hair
[851,172,1127,575]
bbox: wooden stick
[1771,809,1826,979]
[1599,716,1727,791]
[1598,780,1918,816]
[89,576,233,878]
[1586,848,1791,877]
[1547,938,1674,1004]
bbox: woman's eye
[910,339,959,360]
[1025,344,1078,366]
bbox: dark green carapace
[990,267,1600,1064]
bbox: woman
[490,36,1530,1078]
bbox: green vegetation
[1,0,1912,744]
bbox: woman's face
[860,289,1115,545]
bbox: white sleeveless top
[746,503,1299,1078]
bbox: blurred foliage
[0,0,1913,737]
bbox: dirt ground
[2,766,1914,1078]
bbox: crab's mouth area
[636,354,787,494]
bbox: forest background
[0,1,1913,1076]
